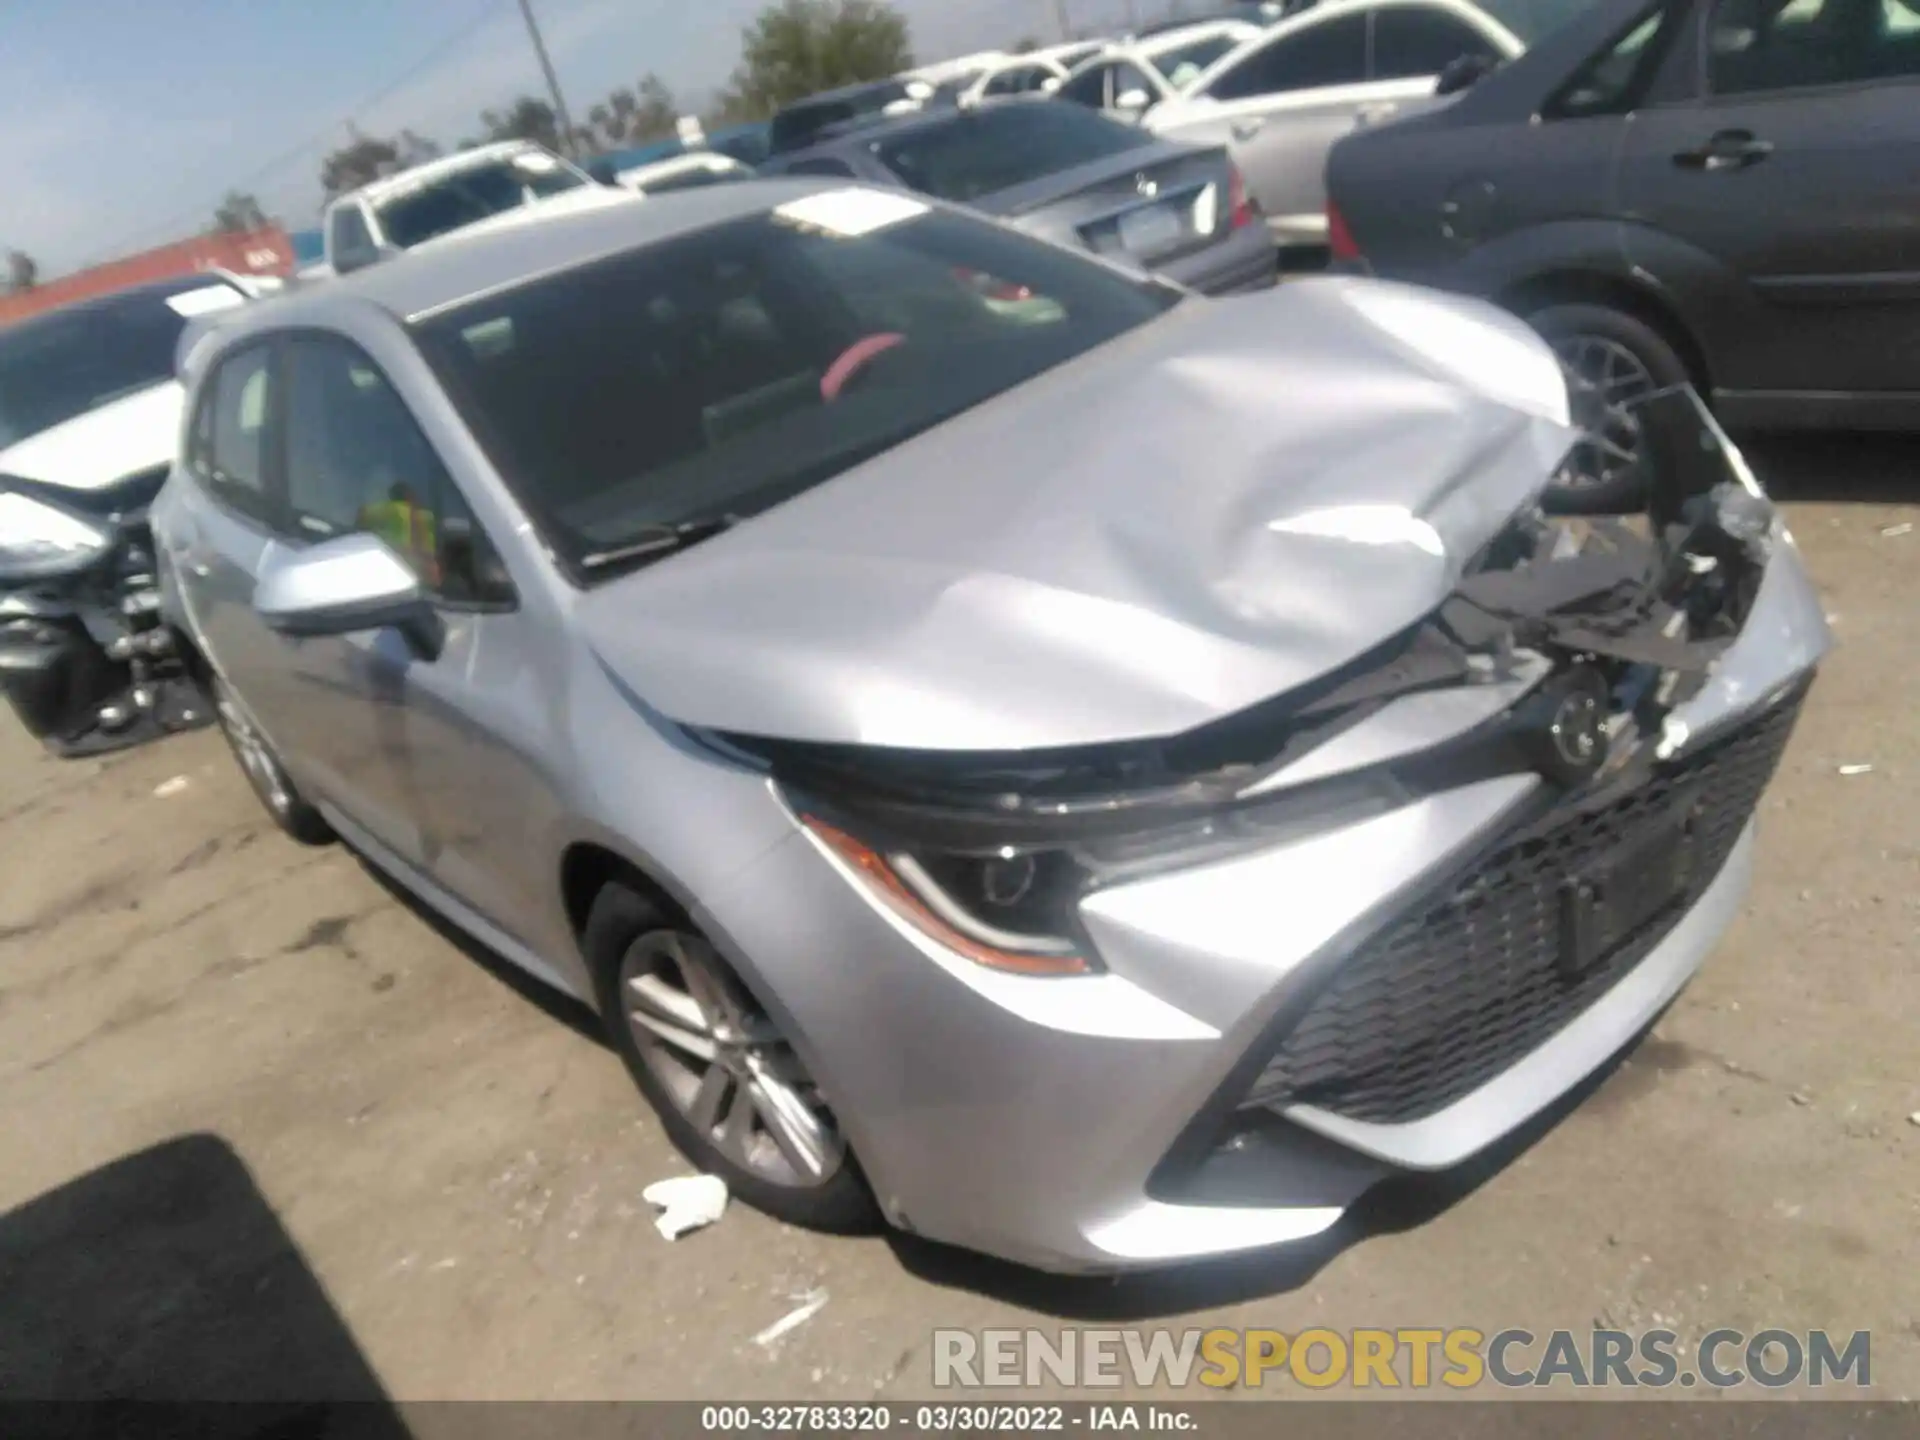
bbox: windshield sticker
[165,284,247,318]
[773,188,929,239]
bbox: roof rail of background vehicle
[187,178,842,340]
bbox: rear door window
[876,106,1153,202]
[1057,61,1117,107]
[1204,13,1371,99]
[1370,5,1504,78]
[1709,0,1920,92]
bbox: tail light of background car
[1327,199,1362,263]
[1229,166,1255,230]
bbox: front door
[1616,0,1920,396]
[276,332,554,951]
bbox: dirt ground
[0,435,1914,1404]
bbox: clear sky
[1,0,1155,278]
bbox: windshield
[1148,32,1249,86]
[414,198,1178,578]
[375,154,589,249]
[876,105,1154,202]
[0,276,243,449]
[769,83,914,153]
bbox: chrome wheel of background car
[215,683,291,818]
[618,930,845,1189]
[1551,334,1656,494]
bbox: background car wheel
[585,881,880,1234]
[212,678,333,845]
[1525,301,1694,514]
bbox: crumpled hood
[0,381,182,492]
[578,277,1576,751]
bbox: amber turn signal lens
[801,815,1090,977]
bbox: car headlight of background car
[0,488,116,582]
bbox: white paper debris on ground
[1879,522,1913,537]
[153,775,190,798]
[1837,764,1875,777]
[642,1173,728,1240]
[754,1288,830,1350]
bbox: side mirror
[1435,53,1498,96]
[253,533,443,659]
[1040,76,1063,94]
[586,157,620,186]
[1114,87,1153,115]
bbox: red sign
[0,227,295,328]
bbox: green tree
[587,72,679,147]
[714,0,914,121]
[480,96,563,152]
[210,191,272,234]
[5,249,37,293]
[320,129,401,197]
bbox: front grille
[1240,689,1805,1126]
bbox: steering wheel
[821,332,907,403]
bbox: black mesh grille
[1241,690,1805,1126]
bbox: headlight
[0,490,115,580]
[800,813,1093,975]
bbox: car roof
[197,178,840,340]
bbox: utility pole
[514,0,578,156]
[1053,0,1072,40]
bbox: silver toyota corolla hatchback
[154,181,1829,1272]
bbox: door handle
[1673,129,1773,171]
[1231,118,1265,141]
[1356,101,1401,125]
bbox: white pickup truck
[320,140,639,276]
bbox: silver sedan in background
[155,181,1827,1272]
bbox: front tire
[212,677,333,845]
[585,881,880,1234]
[1526,301,1693,514]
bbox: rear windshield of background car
[769,84,910,152]
[411,200,1177,578]
[1478,0,1606,45]
[376,157,587,248]
[876,105,1154,203]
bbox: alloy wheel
[618,930,845,1189]
[1551,333,1658,494]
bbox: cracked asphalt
[0,436,1914,1402]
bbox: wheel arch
[559,840,693,957]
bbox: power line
[81,0,506,266]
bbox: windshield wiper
[579,514,742,572]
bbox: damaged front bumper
[699,391,1829,1272]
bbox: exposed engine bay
[0,468,211,757]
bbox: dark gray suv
[1327,0,1920,508]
